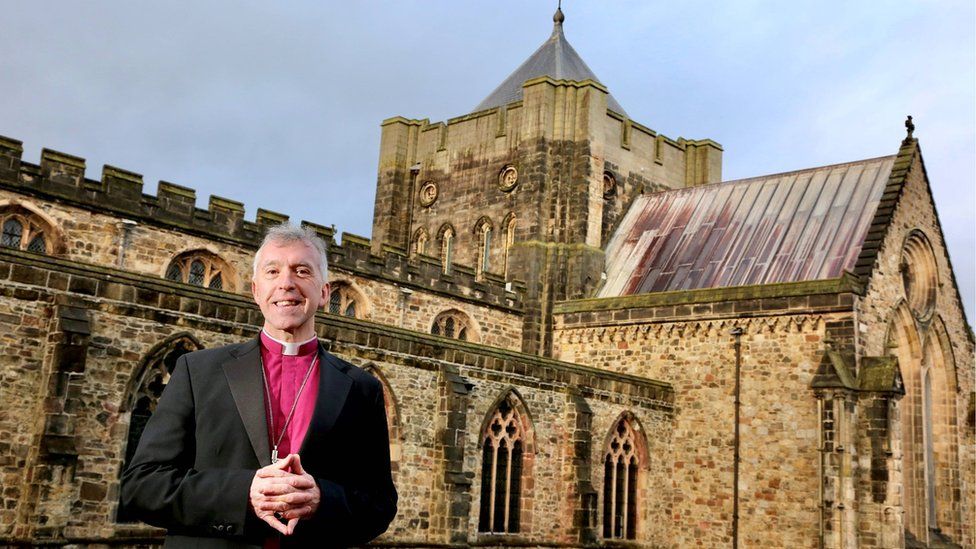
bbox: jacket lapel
[222,338,272,467]
[301,345,352,453]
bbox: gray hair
[253,223,329,279]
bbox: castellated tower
[371,7,722,356]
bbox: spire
[473,4,628,115]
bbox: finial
[553,1,565,26]
[903,115,915,143]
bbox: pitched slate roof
[474,8,628,116]
[599,155,896,297]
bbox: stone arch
[412,226,430,256]
[116,332,202,522]
[502,212,516,278]
[476,387,535,534]
[600,411,650,540]
[437,223,456,274]
[362,364,403,473]
[474,216,494,277]
[0,200,65,255]
[163,248,238,292]
[430,308,480,342]
[328,279,370,319]
[920,319,961,537]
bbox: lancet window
[478,395,525,534]
[118,335,201,522]
[603,416,640,539]
[439,225,455,274]
[413,227,430,256]
[476,217,493,277]
[164,250,234,291]
[502,213,516,278]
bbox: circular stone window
[900,231,938,321]
[498,165,519,192]
[419,181,438,207]
[603,171,617,198]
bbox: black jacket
[121,338,397,548]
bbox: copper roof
[599,156,896,296]
[474,8,628,116]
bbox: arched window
[603,416,641,539]
[328,280,366,319]
[439,224,455,274]
[413,227,430,256]
[0,205,57,255]
[363,365,402,474]
[164,250,235,291]
[478,393,529,534]
[503,213,516,278]
[430,309,477,342]
[475,217,493,277]
[118,334,201,522]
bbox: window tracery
[430,309,475,341]
[439,225,455,274]
[0,209,52,254]
[328,280,365,319]
[603,416,640,539]
[413,227,430,256]
[478,395,526,534]
[476,217,493,277]
[502,213,516,278]
[164,250,234,291]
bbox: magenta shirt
[258,331,320,460]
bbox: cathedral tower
[371,7,723,355]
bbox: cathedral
[0,7,972,548]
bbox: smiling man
[121,223,397,548]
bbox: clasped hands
[249,453,320,535]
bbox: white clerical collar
[261,330,318,356]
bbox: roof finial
[903,115,915,143]
[553,1,565,26]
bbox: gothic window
[118,335,201,522]
[476,217,493,277]
[430,309,476,342]
[164,250,234,291]
[413,227,430,256]
[603,416,640,540]
[328,280,365,319]
[479,395,526,534]
[363,365,402,473]
[439,225,455,274]
[502,213,516,278]
[0,207,54,254]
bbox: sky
[2,1,973,325]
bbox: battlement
[0,135,523,312]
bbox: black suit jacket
[121,338,397,548]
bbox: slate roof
[599,155,896,296]
[474,8,628,116]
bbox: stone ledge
[0,247,673,408]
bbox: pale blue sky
[2,1,973,324]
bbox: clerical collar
[260,330,318,356]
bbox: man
[121,223,397,547]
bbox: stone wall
[854,140,975,547]
[0,246,673,547]
[553,281,862,548]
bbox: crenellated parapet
[0,135,523,312]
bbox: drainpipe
[818,396,825,549]
[730,326,743,549]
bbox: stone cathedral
[0,8,972,549]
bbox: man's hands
[249,454,322,535]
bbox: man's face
[251,240,329,341]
